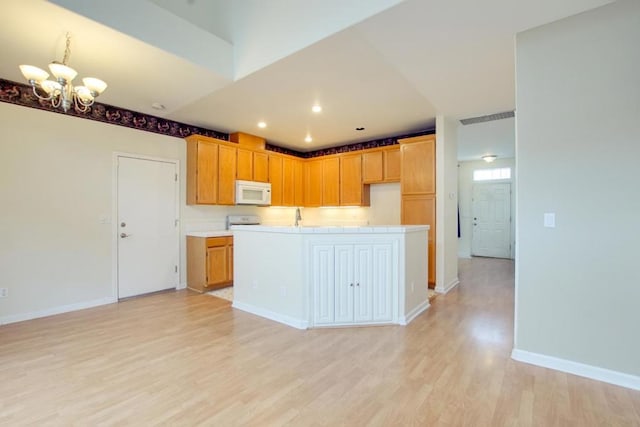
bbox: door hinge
[175,173,178,182]
[175,265,178,273]
[175,219,179,227]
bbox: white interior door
[471,182,511,258]
[117,155,179,299]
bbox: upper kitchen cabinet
[218,144,237,205]
[304,158,323,207]
[322,157,340,206]
[281,156,295,206]
[362,146,401,184]
[294,159,304,206]
[340,153,369,206]
[237,148,269,182]
[236,148,253,181]
[400,135,435,194]
[384,148,401,181]
[253,152,269,182]
[186,136,221,205]
[269,154,283,206]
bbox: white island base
[231,225,430,329]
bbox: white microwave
[235,180,272,206]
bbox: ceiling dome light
[257,121,267,128]
[482,154,498,163]
[312,105,322,113]
[305,135,312,143]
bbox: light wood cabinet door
[206,246,228,286]
[294,159,304,206]
[305,159,323,207]
[227,243,234,282]
[282,157,295,206]
[340,154,365,206]
[322,157,340,206]
[187,140,218,205]
[218,145,237,205]
[384,148,401,181]
[401,138,435,194]
[236,148,253,181]
[362,151,383,183]
[269,154,283,206]
[401,194,436,285]
[253,152,269,182]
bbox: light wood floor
[1,257,639,426]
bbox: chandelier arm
[74,94,94,112]
[30,85,54,101]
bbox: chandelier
[19,33,107,113]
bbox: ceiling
[2,0,612,156]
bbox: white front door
[471,182,511,258]
[116,155,179,299]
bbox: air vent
[460,111,515,125]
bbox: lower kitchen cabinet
[312,242,394,326]
[187,235,233,292]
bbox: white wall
[515,0,640,378]
[458,158,515,259]
[435,116,459,293]
[230,0,404,79]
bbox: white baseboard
[0,296,118,326]
[232,300,309,330]
[435,278,459,294]
[177,281,187,290]
[458,253,472,259]
[511,348,640,391]
[399,300,430,325]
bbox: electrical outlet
[280,286,287,297]
[411,282,415,293]
[252,280,258,289]
[0,288,8,298]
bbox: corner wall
[514,0,640,382]
[435,116,459,293]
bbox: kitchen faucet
[295,207,302,227]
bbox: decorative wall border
[1,77,435,158]
[0,78,228,141]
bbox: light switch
[544,213,555,228]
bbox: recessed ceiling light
[355,127,365,131]
[482,154,498,163]
[312,105,322,113]
[257,121,267,128]
[305,135,313,143]
[151,102,166,110]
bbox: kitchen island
[231,225,429,329]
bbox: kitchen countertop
[231,225,429,234]
[186,230,233,237]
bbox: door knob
[120,233,132,238]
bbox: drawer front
[206,236,231,247]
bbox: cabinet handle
[356,283,360,287]
[350,283,353,287]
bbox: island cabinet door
[354,244,394,323]
[370,244,394,322]
[334,245,355,323]
[353,245,373,322]
[312,244,336,325]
